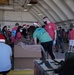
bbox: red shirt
[15,32,22,41]
[11,27,18,43]
[69,29,74,40]
[44,22,56,40]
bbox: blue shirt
[0,43,12,71]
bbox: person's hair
[59,58,74,75]
[15,23,19,26]
[42,25,45,28]
[62,29,65,31]
[43,16,48,19]
[28,26,36,35]
[69,28,72,31]
[21,28,27,38]
[2,26,7,32]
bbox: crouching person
[0,34,12,75]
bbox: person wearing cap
[33,22,39,28]
[22,24,26,29]
[0,34,12,75]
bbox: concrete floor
[54,43,69,59]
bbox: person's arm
[34,38,37,44]
[52,22,57,40]
[54,30,57,40]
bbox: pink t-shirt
[69,30,74,40]
[11,27,18,43]
[44,22,56,40]
[15,32,22,41]
[12,27,18,31]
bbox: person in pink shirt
[11,23,19,69]
[43,16,57,45]
[15,26,22,43]
[68,27,74,51]
[11,23,19,44]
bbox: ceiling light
[38,13,43,16]
[24,9,28,11]
[27,4,32,6]
[30,0,38,4]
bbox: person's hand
[53,40,56,49]
[53,40,56,46]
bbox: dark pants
[41,41,55,60]
[56,38,64,52]
[0,70,10,75]
[11,43,14,69]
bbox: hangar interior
[0,0,74,75]
[0,0,74,31]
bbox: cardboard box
[14,45,41,69]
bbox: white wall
[0,11,4,28]
[0,11,37,30]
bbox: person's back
[33,27,52,43]
[33,27,55,59]
[0,43,12,71]
[0,34,12,75]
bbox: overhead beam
[44,0,68,21]
[29,0,38,4]
[53,0,74,19]
[29,9,43,25]
[64,0,74,13]
[0,0,9,5]
[38,1,61,22]
[36,3,56,22]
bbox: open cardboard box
[14,44,41,69]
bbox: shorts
[69,40,74,46]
